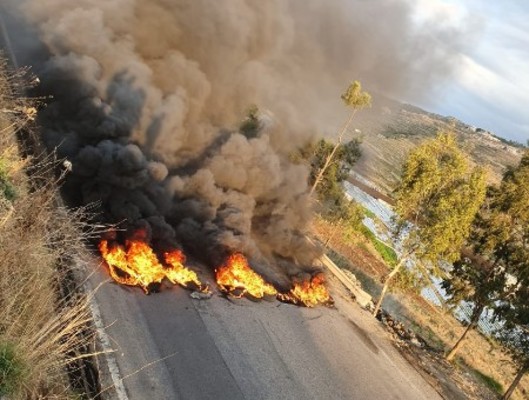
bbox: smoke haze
[3,0,471,272]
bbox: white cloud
[413,0,529,142]
[411,0,467,25]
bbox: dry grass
[313,216,390,279]
[398,293,529,400]
[0,59,101,399]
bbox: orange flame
[216,253,277,299]
[278,274,333,307]
[164,250,202,288]
[99,239,204,293]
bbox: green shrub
[361,205,376,219]
[0,159,16,201]
[372,240,398,266]
[470,368,503,394]
[359,225,398,266]
[392,267,423,294]
[359,224,375,241]
[0,341,26,396]
[240,104,261,138]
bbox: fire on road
[88,260,442,400]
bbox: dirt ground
[313,218,529,400]
[378,308,500,400]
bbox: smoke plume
[3,0,471,273]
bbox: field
[347,97,522,193]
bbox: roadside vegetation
[372,132,487,316]
[306,81,529,399]
[358,225,397,267]
[0,58,98,399]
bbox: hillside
[349,96,523,193]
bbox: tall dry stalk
[1,58,105,399]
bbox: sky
[412,0,529,144]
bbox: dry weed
[1,59,103,399]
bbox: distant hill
[348,96,524,194]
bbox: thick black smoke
[3,0,472,273]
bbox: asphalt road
[89,262,442,400]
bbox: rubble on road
[376,308,499,400]
[190,290,213,300]
[377,309,427,348]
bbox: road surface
[89,261,441,400]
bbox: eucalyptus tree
[442,248,506,361]
[372,132,486,316]
[443,150,529,361]
[310,80,371,195]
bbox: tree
[441,248,507,361]
[443,150,529,362]
[240,104,262,138]
[310,80,371,195]
[498,321,529,399]
[308,138,361,205]
[322,199,364,247]
[483,150,529,398]
[372,132,486,316]
[295,137,363,246]
[497,269,529,400]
